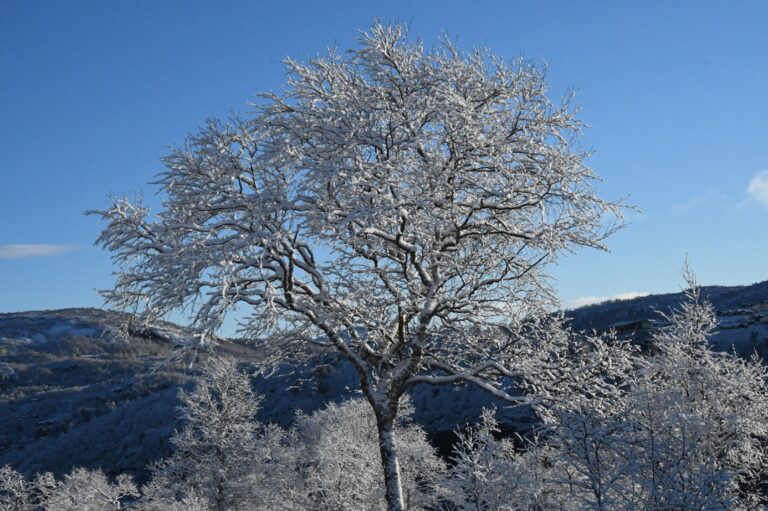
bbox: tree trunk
[375,413,406,511]
[214,475,226,511]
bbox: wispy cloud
[0,244,81,259]
[747,170,768,208]
[673,190,727,212]
[570,291,649,309]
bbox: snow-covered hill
[0,308,530,482]
[566,280,768,333]
[0,309,194,482]
[3,282,767,483]
[565,280,768,355]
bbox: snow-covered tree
[439,270,768,510]
[39,468,138,511]
[289,397,445,511]
[154,356,262,511]
[92,22,623,510]
[621,272,768,509]
[542,270,768,510]
[443,410,517,511]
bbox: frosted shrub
[0,465,36,511]
[290,398,446,511]
[39,468,138,511]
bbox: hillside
[0,308,262,482]
[3,282,767,483]
[0,308,529,482]
[566,280,768,330]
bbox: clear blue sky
[1,0,767,318]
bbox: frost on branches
[523,271,768,510]
[0,465,37,511]
[150,357,264,511]
[439,274,768,510]
[0,466,139,511]
[289,398,445,511]
[92,22,622,510]
[141,357,444,511]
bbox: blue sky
[1,0,767,319]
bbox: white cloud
[0,244,81,259]
[747,170,768,208]
[570,291,649,309]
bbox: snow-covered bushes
[37,468,139,511]
[1,466,138,511]
[6,289,768,511]
[441,275,768,510]
[288,398,445,511]
[141,356,444,511]
[0,464,37,511]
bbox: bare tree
[92,22,622,510]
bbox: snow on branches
[92,22,623,510]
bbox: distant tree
[153,357,262,511]
[0,363,16,386]
[92,22,622,510]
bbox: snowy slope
[0,308,529,482]
[3,281,767,482]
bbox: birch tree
[92,22,622,510]
[289,398,445,511]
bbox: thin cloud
[0,244,81,259]
[747,170,768,208]
[673,190,727,212]
[570,291,649,309]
